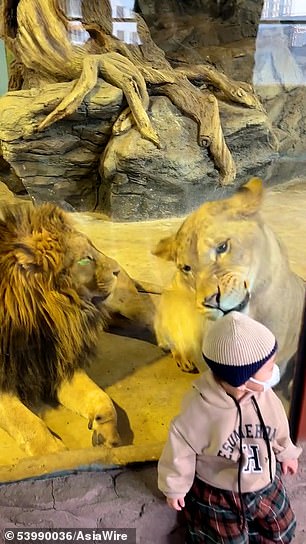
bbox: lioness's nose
[203,287,220,308]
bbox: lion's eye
[77,257,94,266]
[216,240,229,255]
[181,264,191,273]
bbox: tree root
[38,52,160,147]
[175,64,263,111]
[38,55,99,131]
[154,76,236,185]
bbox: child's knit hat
[202,311,277,387]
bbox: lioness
[153,178,305,387]
[0,204,121,456]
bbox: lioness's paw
[173,351,199,374]
[88,409,120,448]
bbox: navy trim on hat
[203,341,278,387]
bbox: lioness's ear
[152,234,177,262]
[226,177,264,217]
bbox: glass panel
[0,0,304,483]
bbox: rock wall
[103,96,276,220]
[0,81,123,211]
[135,0,306,209]
[0,82,276,220]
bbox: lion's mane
[0,204,107,406]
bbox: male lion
[153,178,305,389]
[0,204,121,456]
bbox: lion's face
[67,232,120,306]
[0,204,120,310]
[154,178,265,318]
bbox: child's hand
[281,459,298,475]
[167,497,185,511]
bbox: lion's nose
[203,287,221,308]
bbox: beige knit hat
[202,311,277,387]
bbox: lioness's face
[67,232,120,304]
[174,217,260,317]
[154,178,265,318]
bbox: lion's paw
[88,406,120,448]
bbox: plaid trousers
[183,465,296,543]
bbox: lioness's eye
[216,240,229,255]
[77,257,93,266]
[182,264,191,273]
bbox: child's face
[239,354,277,393]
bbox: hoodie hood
[192,369,254,408]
